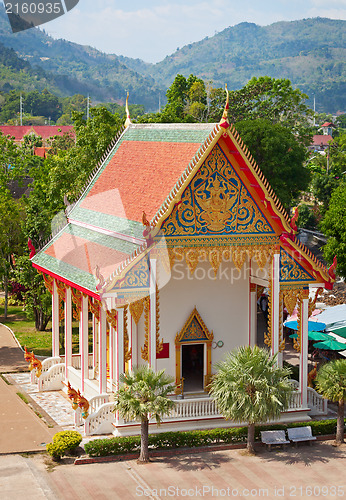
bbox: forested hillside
[0,7,344,113]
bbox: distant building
[320,122,336,136]
[0,125,75,146]
[310,134,333,152]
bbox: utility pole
[313,95,316,127]
[20,93,23,126]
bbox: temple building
[30,95,335,436]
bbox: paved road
[0,324,59,454]
[1,442,345,500]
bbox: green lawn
[0,304,94,357]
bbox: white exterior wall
[151,259,250,378]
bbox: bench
[260,430,290,451]
[287,426,317,447]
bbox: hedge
[84,418,343,458]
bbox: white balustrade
[38,363,65,391]
[288,391,302,409]
[84,402,115,435]
[41,357,61,373]
[89,394,110,414]
[307,387,328,415]
[164,397,219,421]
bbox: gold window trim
[174,307,213,394]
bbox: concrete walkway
[1,442,345,499]
[0,324,59,454]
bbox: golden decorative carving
[71,289,82,321]
[208,247,222,275]
[293,298,302,352]
[41,273,53,294]
[156,284,163,354]
[185,247,200,275]
[124,305,132,363]
[88,296,101,321]
[279,290,285,352]
[129,297,145,325]
[67,381,79,410]
[197,177,234,231]
[232,247,247,271]
[141,297,150,361]
[264,274,272,348]
[283,288,299,316]
[23,346,42,377]
[77,390,90,419]
[106,309,117,330]
[250,283,257,293]
[55,280,67,302]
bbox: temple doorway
[182,343,204,393]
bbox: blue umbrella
[284,320,326,332]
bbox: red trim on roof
[32,263,100,299]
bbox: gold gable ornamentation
[123,306,131,363]
[162,144,274,239]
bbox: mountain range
[0,7,344,113]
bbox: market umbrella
[289,331,330,341]
[284,320,326,332]
[313,339,346,351]
[308,331,331,342]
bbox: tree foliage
[316,359,346,444]
[210,345,293,454]
[235,119,309,208]
[320,182,346,277]
[113,366,176,462]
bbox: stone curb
[74,434,336,465]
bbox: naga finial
[28,238,36,259]
[124,92,132,128]
[289,207,299,232]
[219,84,230,129]
[328,255,337,280]
[77,390,90,419]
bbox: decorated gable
[161,143,275,246]
[280,248,315,284]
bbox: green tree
[315,359,346,445]
[113,367,176,462]
[14,254,52,331]
[320,182,346,277]
[0,188,25,317]
[235,119,309,209]
[210,346,293,454]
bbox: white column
[109,321,116,383]
[149,259,157,370]
[64,287,72,379]
[52,280,60,357]
[271,253,280,358]
[129,314,137,371]
[115,307,124,389]
[80,295,89,391]
[299,293,309,408]
[92,300,98,370]
[249,282,257,346]
[98,306,107,393]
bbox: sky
[8,0,346,62]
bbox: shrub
[46,430,82,460]
[83,418,344,458]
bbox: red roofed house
[0,125,75,156]
[30,96,335,436]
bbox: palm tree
[113,366,176,462]
[210,345,293,454]
[315,359,346,445]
